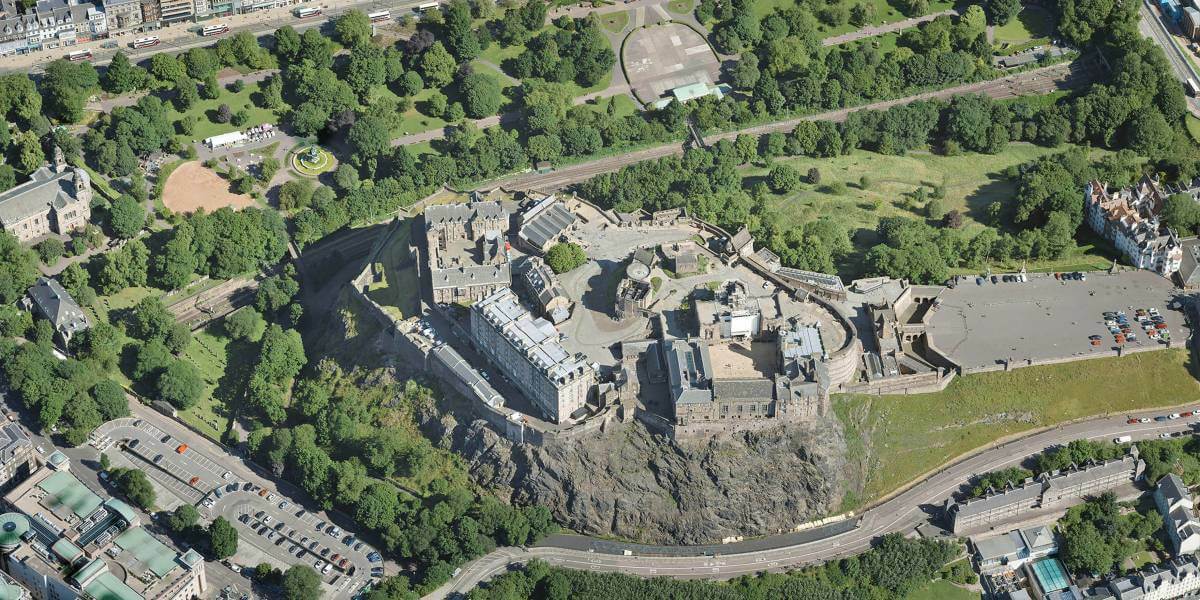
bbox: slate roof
[0,168,86,227]
[425,201,506,226]
[712,378,775,402]
[26,278,88,335]
[519,201,575,250]
[430,264,510,291]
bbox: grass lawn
[170,84,278,147]
[667,0,693,15]
[580,93,640,118]
[478,40,527,68]
[177,327,233,441]
[1188,115,1200,145]
[381,86,449,138]
[754,143,1073,278]
[364,224,420,320]
[904,580,980,600]
[993,6,1055,45]
[834,349,1199,510]
[600,10,629,34]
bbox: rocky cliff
[420,407,850,546]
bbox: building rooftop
[26,278,89,336]
[518,196,575,250]
[0,424,31,469]
[662,339,713,405]
[475,288,592,386]
[425,201,507,226]
[0,167,87,227]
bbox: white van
[1113,435,1132,444]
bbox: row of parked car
[1092,308,1169,346]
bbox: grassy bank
[834,348,1199,510]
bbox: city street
[430,408,1200,597]
[0,0,422,73]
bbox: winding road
[429,407,1200,598]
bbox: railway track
[166,276,259,330]
[497,61,1092,191]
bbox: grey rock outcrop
[426,409,849,545]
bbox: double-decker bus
[131,36,160,49]
[415,1,439,12]
[294,6,322,18]
[367,9,389,22]
[201,23,229,36]
[66,49,92,61]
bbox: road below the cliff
[428,408,1198,598]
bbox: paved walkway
[822,8,960,46]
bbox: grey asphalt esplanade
[926,270,1187,371]
[622,22,721,102]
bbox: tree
[444,0,481,61]
[419,42,457,88]
[983,0,1022,25]
[99,452,111,471]
[282,565,322,600]
[174,78,200,112]
[225,307,266,342]
[460,73,503,118]
[767,164,803,193]
[11,131,43,175]
[108,195,146,239]
[278,179,314,210]
[149,53,187,84]
[348,115,392,164]
[273,26,302,60]
[35,238,65,265]
[166,504,200,533]
[258,156,280,183]
[0,232,36,305]
[91,379,129,420]
[215,103,233,124]
[335,10,374,49]
[1124,111,1173,158]
[208,517,239,559]
[157,360,204,410]
[544,242,587,273]
[1163,193,1200,235]
[111,467,156,510]
[104,52,147,94]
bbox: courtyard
[926,270,1188,372]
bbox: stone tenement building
[424,201,511,305]
[1085,176,1183,276]
[945,447,1144,534]
[0,157,92,244]
[520,256,572,325]
[470,287,595,424]
[1156,474,1200,556]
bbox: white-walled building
[1085,177,1183,276]
[1156,474,1200,556]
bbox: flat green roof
[103,499,137,526]
[115,528,178,579]
[72,557,107,585]
[83,572,142,600]
[0,513,29,549]
[37,471,101,520]
[51,538,82,563]
[0,580,24,600]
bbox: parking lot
[91,416,380,598]
[926,270,1188,371]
